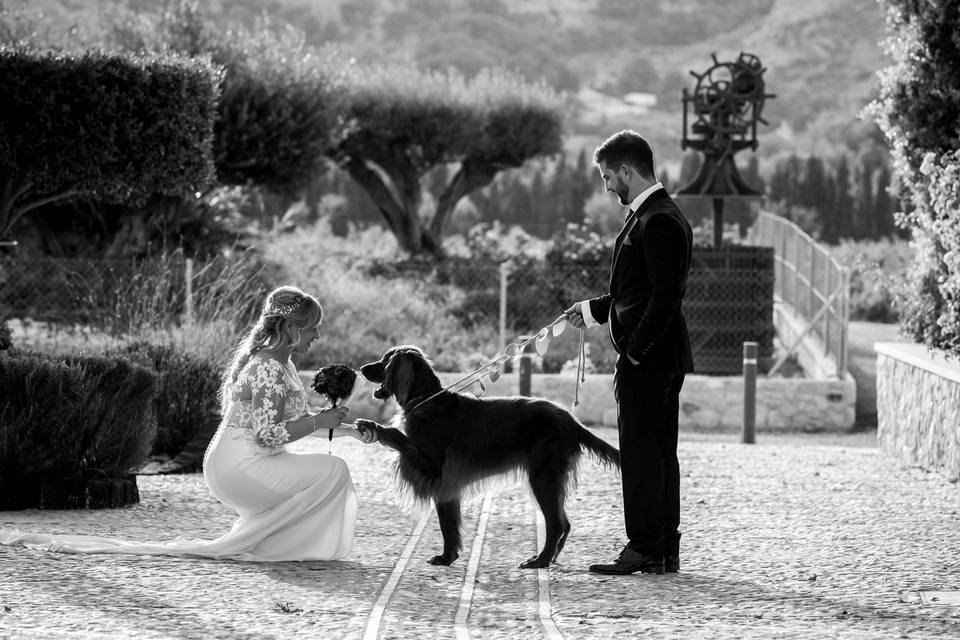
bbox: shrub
[120,341,223,459]
[868,1,960,356]
[831,238,913,323]
[58,248,275,335]
[0,317,11,351]
[0,46,221,238]
[260,221,500,371]
[0,351,157,482]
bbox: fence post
[742,341,757,444]
[499,261,510,355]
[839,267,851,378]
[519,335,533,397]
[808,243,816,320]
[184,257,194,325]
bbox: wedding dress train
[1,355,357,561]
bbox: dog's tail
[577,425,621,469]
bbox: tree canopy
[0,46,220,240]
[332,64,565,257]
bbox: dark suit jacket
[587,188,695,374]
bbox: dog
[356,345,620,569]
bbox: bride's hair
[219,286,322,412]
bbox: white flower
[919,152,938,176]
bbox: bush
[831,238,913,323]
[121,341,223,459]
[260,221,501,371]
[868,1,960,356]
[0,317,11,351]
[0,350,157,482]
[58,249,275,335]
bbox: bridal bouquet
[311,364,357,408]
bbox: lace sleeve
[248,358,292,447]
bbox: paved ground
[2,427,959,639]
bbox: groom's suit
[581,185,694,557]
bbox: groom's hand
[564,303,585,329]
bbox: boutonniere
[622,235,633,246]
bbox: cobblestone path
[2,430,959,639]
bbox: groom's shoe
[665,554,679,573]
[589,547,664,575]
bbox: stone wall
[303,369,856,432]
[875,342,960,483]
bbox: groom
[565,130,694,575]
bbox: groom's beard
[614,181,630,206]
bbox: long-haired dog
[356,345,620,569]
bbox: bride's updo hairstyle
[219,286,322,412]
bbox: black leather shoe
[665,554,679,573]
[589,548,664,575]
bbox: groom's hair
[593,129,656,180]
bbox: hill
[10,0,890,166]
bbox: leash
[404,314,587,415]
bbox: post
[712,198,724,248]
[499,262,510,355]
[184,257,194,325]
[519,335,534,397]
[742,341,757,444]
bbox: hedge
[0,350,158,483]
[122,341,222,460]
[0,46,221,212]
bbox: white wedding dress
[0,355,357,561]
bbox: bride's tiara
[263,294,302,318]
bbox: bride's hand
[351,424,377,444]
[312,406,349,430]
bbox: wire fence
[0,252,266,334]
[747,210,850,377]
[3,246,776,375]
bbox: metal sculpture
[677,52,775,247]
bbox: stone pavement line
[363,509,431,640]
[534,510,564,640]
[454,493,494,640]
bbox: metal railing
[748,211,850,377]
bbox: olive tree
[0,47,220,242]
[333,64,565,258]
[110,5,348,195]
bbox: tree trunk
[0,177,79,240]
[343,158,448,259]
[343,158,422,252]
[430,161,498,240]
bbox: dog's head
[360,345,441,407]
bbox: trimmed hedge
[0,46,221,206]
[0,350,158,483]
[122,342,222,460]
[107,5,347,196]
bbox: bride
[1,286,375,561]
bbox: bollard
[519,336,534,397]
[742,341,757,444]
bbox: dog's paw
[355,419,382,438]
[427,553,458,566]
[519,555,551,569]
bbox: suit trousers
[613,356,684,557]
